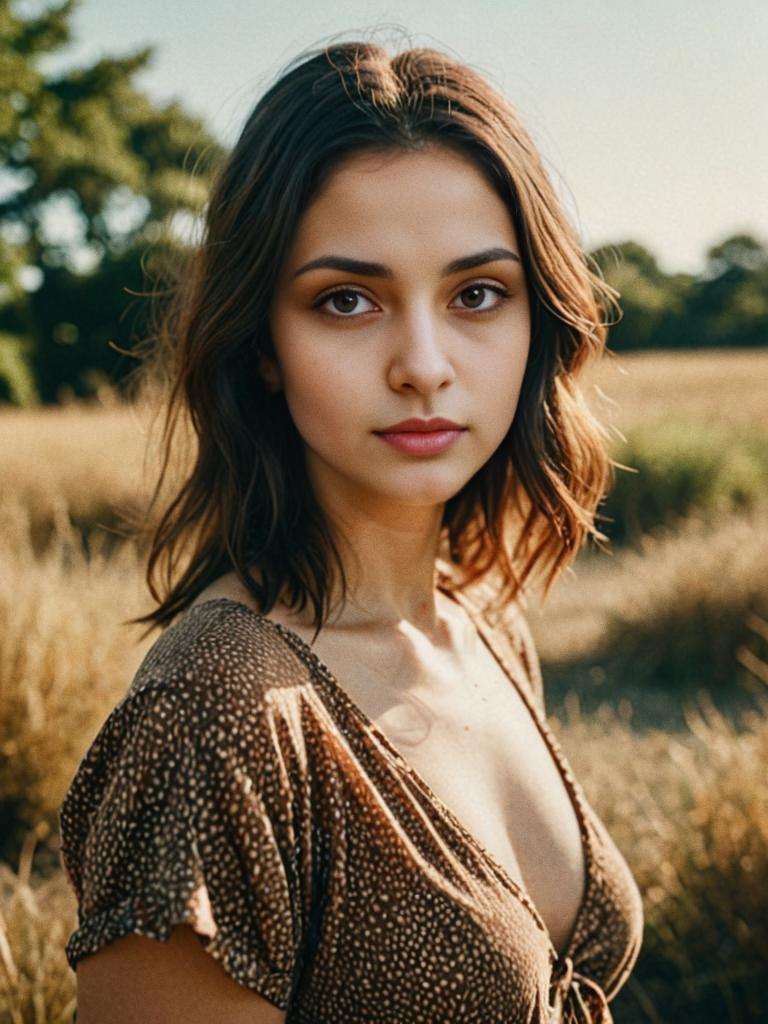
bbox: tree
[685,234,768,348]
[0,0,224,402]
[590,241,693,350]
[706,233,768,277]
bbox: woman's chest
[325,632,587,959]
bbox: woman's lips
[375,428,465,455]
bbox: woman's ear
[256,351,283,392]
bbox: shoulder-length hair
[128,41,620,640]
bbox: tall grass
[0,839,76,1024]
[602,420,768,544]
[0,499,153,866]
[0,402,148,538]
[0,396,192,555]
[555,684,768,1023]
[527,506,768,716]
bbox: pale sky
[54,0,768,274]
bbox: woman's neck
[301,498,449,633]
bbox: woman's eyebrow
[291,246,520,280]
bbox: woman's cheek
[282,373,356,450]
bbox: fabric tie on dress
[548,956,613,1024]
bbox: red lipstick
[374,417,466,456]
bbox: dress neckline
[191,590,594,967]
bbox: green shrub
[0,334,39,407]
[602,420,768,544]
[556,695,768,1024]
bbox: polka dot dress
[59,582,643,1023]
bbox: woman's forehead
[284,146,519,271]
[312,144,494,205]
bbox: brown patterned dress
[59,579,643,1023]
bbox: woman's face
[268,144,531,521]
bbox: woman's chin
[303,441,489,512]
[367,477,472,509]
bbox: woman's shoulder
[59,592,312,1002]
[126,594,315,712]
[61,597,318,836]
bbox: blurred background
[0,1,766,1021]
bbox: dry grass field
[1,348,766,1022]
[581,347,768,431]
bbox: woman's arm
[76,924,287,1024]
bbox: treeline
[591,235,768,351]
[0,1,765,407]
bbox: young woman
[59,42,643,1023]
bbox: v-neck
[194,592,594,967]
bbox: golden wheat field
[1,348,767,1022]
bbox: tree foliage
[0,0,223,402]
[592,233,768,351]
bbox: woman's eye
[314,283,510,317]
[452,284,510,312]
[316,289,378,316]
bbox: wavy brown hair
[128,41,621,640]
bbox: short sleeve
[58,680,302,1010]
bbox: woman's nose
[386,307,456,394]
